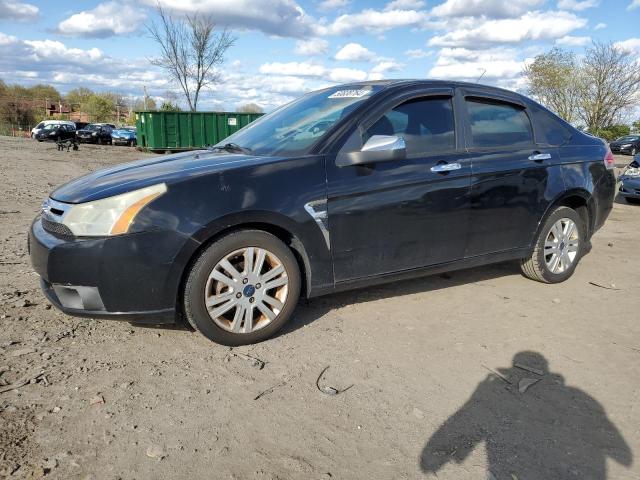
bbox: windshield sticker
[328,89,371,99]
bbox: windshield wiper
[208,143,252,154]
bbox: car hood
[50,150,279,203]
[112,129,135,136]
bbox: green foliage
[133,97,157,111]
[633,120,640,132]
[65,87,94,107]
[28,84,61,102]
[159,101,181,111]
[85,95,115,123]
[592,124,631,141]
[523,48,578,123]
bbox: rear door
[326,90,472,282]
[461,93,559,256]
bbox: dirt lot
[0,135,639,479]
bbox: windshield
[618,136,639,141]
[216,84,384,156]
[43,124,60,130]
[85,124,100,131]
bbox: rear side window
[365,97,456,155]
[466,99,533,148]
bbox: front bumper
[28,216,195,324]
[619,177,640,199]
[112,137,134,145]
[76,135,97,143]
[611,145,635,155]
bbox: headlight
[623,167,640,177]
[621,144,631,148]
[92,132,97,136]
[61,183,167,236]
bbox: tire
[624,197,640,205]
[183,230,301,346]
[520,206,584,283]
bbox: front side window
[364,97,456,155]
[466,99,533,148]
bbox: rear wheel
[183,230,301,346]
[520,206,584,283]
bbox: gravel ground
[0,136,639,480]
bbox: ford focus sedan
[29,80,616,345]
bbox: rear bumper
[28,217,197,324]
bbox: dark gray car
[619,154,640,203]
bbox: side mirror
[336,135,406,167]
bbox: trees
[85,95,115,123]
[237,103,263,114]
[523,42,640,133]
[578,42,640,132]
[523,48,579,123]
[147,6,235,111]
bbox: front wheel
[520,206,584,283]
[183,230,301,346]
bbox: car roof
[330,79,528,102]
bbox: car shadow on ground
[419,351,633,479]
[280,261,520,337]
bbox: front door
[327,94,472,283]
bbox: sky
[0,0,639,111]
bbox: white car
[31,120,75,139]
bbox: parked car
[29,80,616,346]
[618,155,640,204]
[609,135,640,156]
[34,122,76,142]
[75,123,114,144]
[31,120,75,139]
[111,127,137,146]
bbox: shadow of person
[420,352,632,479]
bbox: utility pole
[143,86,148,111]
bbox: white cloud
[0,32,18,45]
[405,48,433,58]
[0,0,38,21]
[594,22,606,30]
[614,38,640,55]
[259,62,326,77]
[385,0,426,10]
[294,38,329,56]
[370,60,403,74]
[556,35,590,46]
[428,11,588,48]
[23,39,104,63]
[557,0,599,10]
[56,2,146,38]
[428,46,531,86]
[334,42,376,61]
[327,67,367,82]
[628,0,640,10]
[431,0,544,18]
[322,8,428,35]
[317,0,350,11]
[143,0,317,38]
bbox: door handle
[528,153,551,161]
[431,162,462,173]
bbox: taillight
[604,148,615,170]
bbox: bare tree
[147,5,235,111]
[577,42,640,131]
[523,48,579,123]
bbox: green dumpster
[134,111,263,152]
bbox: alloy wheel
[544,218,579,274]
[204,247,289,333]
